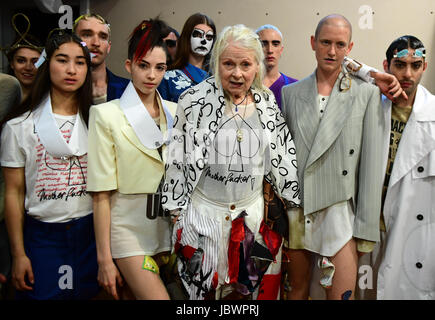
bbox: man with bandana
[158,13,216,103]
[73,13,129,104]
[256,24,297,109]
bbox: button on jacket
[281,68,385,243]
[377,85,435,300]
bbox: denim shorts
[15,213,99,300]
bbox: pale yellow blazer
[87,95,177,194]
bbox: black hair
[0,30,93,133]
[128,18,170,63]
[386,35,425,67]
[168,27,180,39]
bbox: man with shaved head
[281,14,385,300]
[256,24,297,109]
[315,14,352,41]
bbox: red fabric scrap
[259,221,282,260]
[257,273,282,300]
[227,216,245,284]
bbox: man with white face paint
[158,13,216,102]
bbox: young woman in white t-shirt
[0,31,97,300]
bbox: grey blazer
[281,69,384,242]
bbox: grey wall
[2,1,434,89]
[91,0,435,90]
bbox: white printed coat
[161,77,300,212]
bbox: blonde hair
[210,24,267,92]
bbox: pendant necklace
[233,92,249,112]
[230,93,249,142]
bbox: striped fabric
[173,188,283,300]
[281,69,385,242]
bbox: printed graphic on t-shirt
[210,112,261,189]
[146,180,170,220]
[34,119,87,202]
[382,105,412,202]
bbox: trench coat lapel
[388,86,435,187]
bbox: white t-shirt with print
[0,111,92,223]
[195,103,266,203]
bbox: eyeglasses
[165,39,177,48]
[339,73,352,92]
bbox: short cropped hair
[255,24,283,40]
[314,14,352,41]
[73,13,111,40]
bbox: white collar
[119,81,173,149]
[33,94,88,159]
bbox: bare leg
[119,282,136,300]
[325,238,358,300]
[115,255,170,300]
[287,249,313,300]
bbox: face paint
[190,28,214,56]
